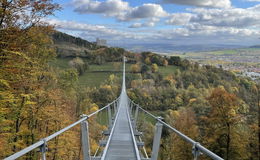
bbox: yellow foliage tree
[130,64,141,73]
[145,57,151,65]
[163,59,168,66]
[151,63,158,73]
[0,1,84,159]
[162,108,199,160]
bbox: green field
[207,49,237,55]
[159,65,179,77]
[50,58,132,87]
[50,57,72,69]
[176,48,260,58]
[51,58,178,87]
[79,71,121,87]
[178,49,238,58]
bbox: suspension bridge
[5,57,224,160]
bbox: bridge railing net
[136,106,156,158]
[4,98,119,160]
[128,98,224,160]
[87,106,107,157]
[89,98,119,157]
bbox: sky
[47,0,260,47]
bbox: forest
[0,0,259,160]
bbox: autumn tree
[247,83,260,159]
[163,59,168,66]
[168,56,181,66]
[91,74,120,107]
[145,57,151,65]
[151,63,159,73]
[0,0,59,29]
[0,1,84,159]
[204,87,249,160]
[141,64,150,74]
[69,57,88,75]
[150,55,163,66]
[130,63,141,73]
[161,108,199,160]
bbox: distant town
[174,48,260,81]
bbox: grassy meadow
[51,57,179,87]
[51,58,131,87]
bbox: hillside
[52,31,99,58]
[52,31,135,63]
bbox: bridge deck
[102,57,138,160]
[104,94,137,160]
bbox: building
[96,38,107,46]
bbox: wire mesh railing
[128,98,224,160]
[4,98,120,160]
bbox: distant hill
[52,32,97,49]
[250,45,260,48]
[52,31,102,58]
[116,43,245,53]
[51,31,133,63]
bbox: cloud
[73,0,168,21]
[129,23,143,28]
[166,13,193,25]
[166,5,260,29]
[162,0,231,8]
[184,23,259,36]
[120,3,168,21]
[46,19,145,40]
[46,18,260,46]
[129,22,155,28]
[189,7,260,28]
[129,18,160,28]
[162,4,260,45]
[250,4,260,10]
[45,2,260,47]
[72,0,129,17]
[156,26,260,45]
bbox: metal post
[151,118,163,160]
[192,142,202,160]
[108,105,112,129]
[134,106,139,130]
[116,100,118,111]
[40,140,47,160]
[113,101,117,116]
[130,102,133,116]
[81,120,90,160]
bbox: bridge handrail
[129,99,224,160]
[4,98,119,160]
[101,97,121,160]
